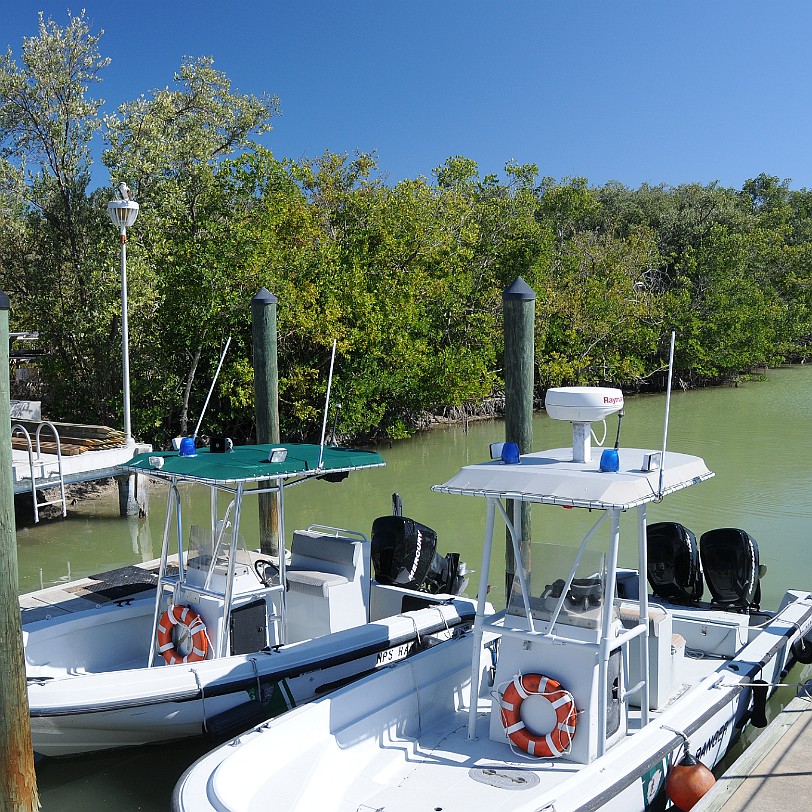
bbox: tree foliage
[0,11,119,421]
[2,14,812,447]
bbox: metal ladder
[11,421,67,523]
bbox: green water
[17,365,812,809]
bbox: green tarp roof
[119,443,384,485]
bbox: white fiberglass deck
[176,628,742,812]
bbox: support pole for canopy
[220,482,245,658]
[148,482,180,668]
[597,508,622,757]
[468,497,497,741]
[497,499,535,633]
[637,503,650,726]
[276,479,288,644]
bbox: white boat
[173,388,812,812]
[21,441,480,757]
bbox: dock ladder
[12,421,67,523]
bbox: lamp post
[108,184,139,445]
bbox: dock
[11,420,151,518]
[12,444,146,495]
[693,691,812,811]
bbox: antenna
[317,339,338,469]
[658,331,676,497]
[193,336,232,440]
[613,410,624,450]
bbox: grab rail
[11,421,67,523]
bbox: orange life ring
[157,604,209,665]
[500,673,577,757]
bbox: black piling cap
[503,277,536,301]
[0,291,8,310]
[252,288,278,304]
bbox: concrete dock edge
[692,693,812,811]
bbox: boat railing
[483,611,647,652]
[306,524,368,542]
[156,572,284,606]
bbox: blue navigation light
[501,442,520,465]
[179,437,197,457]
[600,448,619,472]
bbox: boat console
[489,543,628,763]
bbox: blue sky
[4,2,812,192]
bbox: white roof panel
[432,446,713,510]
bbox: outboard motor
[700,528,761,611]
[371,515,463,594]
[646,521,704,604]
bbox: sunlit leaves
[0,10,108,200]
[3,11,812,445]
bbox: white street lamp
[108,183,139,445]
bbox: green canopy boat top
[119,443,385,486]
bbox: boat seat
[646,522,704,604]
[285,530,370,642]
[699,528,761,611]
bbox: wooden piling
[252,289,281,556]
[0,291,40,811]
[503,277,536,598]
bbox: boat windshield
[507,542,606,630]
[184,520,249,590]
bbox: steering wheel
[254,558,279,586]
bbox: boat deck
[352,713,581,812]
[19,563,164,623]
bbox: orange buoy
[666,750,716,811]
[156,604,209,665]
[500,673,577,758]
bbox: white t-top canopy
[432,446,713,510]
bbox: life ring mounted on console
[500,672,577,757]
[157,604,209,664]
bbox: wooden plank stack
[10,422,127,456]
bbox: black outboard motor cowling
[424,551,461,595]
[700,528,761,611]
[371,516,461,594]
[646,521,704,604]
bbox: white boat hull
[24,588,475,757]
[173,590,812,812]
